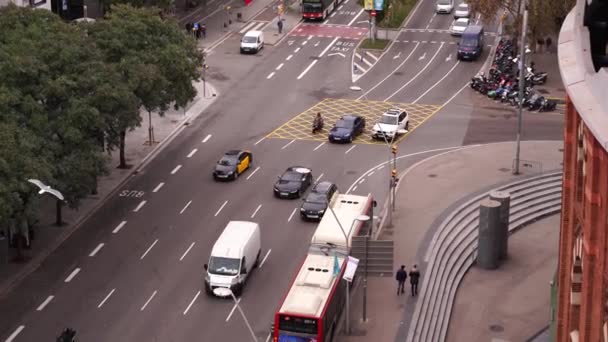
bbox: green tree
[88,4,202,167]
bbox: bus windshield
[278,315,318,340]
[302,2,322,12]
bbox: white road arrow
[445,53,452,62]
[393,51,402,60]
[418,52,426,60]
[328,52,346,58]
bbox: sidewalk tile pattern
[266,98,440,144]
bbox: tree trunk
[118,129,127,169]
[55,200,64,226]
[91,176,98,195]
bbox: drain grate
[428,174,437,178]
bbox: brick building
[556,0,608,341]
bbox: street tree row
[0,4,202,252]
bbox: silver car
[449,18,470,36]
[454,3,470,18]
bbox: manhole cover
[393,71,404,76]
[489,324,504,332]
[428,174,437,178]
[498,167,510,172]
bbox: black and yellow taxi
[213,150,253,181]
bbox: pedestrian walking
[185,22,193,35]
[194,22,200,40]
[409,264,420,297]
[277,19,284,34]
[395,265,407,295]
[545,37,553,53]
[201,23,207,39]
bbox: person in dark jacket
[409,264,420,296]
[395,265,407,295]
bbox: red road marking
[289,24,368,39]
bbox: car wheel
[405,121,409,130]
[348,136,353,143]
[233,172,239,180]
[254,250,261,268]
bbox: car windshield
[380,116,398,125]
[306,192,328,204]
[281,171,303,182]
[457,4,468,10]
[208,256,240,275]
[437,0,451,4]
[219,157,236,166]
[336,119,354,128]
[461,38,477,47]
[454,21,468,27]
[303,2,322,11]
[242,36,257,43]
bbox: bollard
[489,191,511,260]
[477,199,501,270]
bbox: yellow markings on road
[266,98,441,144]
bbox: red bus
[273,194,375,342]
[302,0,342,20]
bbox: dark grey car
[300,181,338,221]
[273,166,314,199]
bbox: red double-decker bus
[301,0,342,20]
[273,194,375,342]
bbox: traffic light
[391,145,397,154]
[391,168,398,178]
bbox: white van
[240,30,264,54]
[204,221,262,297]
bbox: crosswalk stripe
[253,21,266,31]
[239,21,257,34]
[365,51,379,61]
[353,62,367,73]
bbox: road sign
[373,0,384,10]
[364,0,373,10]
[371,10,376,16]
[343,256,359,282]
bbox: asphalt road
[0,0,563,340]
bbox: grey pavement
[0,79,218,298]
[339,140,563,342]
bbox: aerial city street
[0,0,573,340]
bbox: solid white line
[251,204,262,218]
[171,165,182,174]
[180,200,192,214]
[254,137,266,145]
[347,8,365,26]
[441,82,470,107]
[267,72,275,79]
[239,21,257,34]
[294,47,301,53]
[286,54,293,61]
[357,43,420,100]
[319,37,340,58]
[183,290,201,315]
[385,43,445,101]
[140,239,158,260]
[5,325,25,342]
[140,290,158,311]
[276,63,284,70]
[36,295,54,311]
[215,200,228,216]
[316,173,324,182]
[133,200,147,212]
[202,134,212,143]
[89,243,105,257]
[187,148,198,158]
[314,142,325,151]
[246,166,261,180]
[64,268,80,283]
[253,21,266,31]
[297,60,318,80]
[282,139,295,149]
[413,61,460,103]
[288,208,297,222]
[226,298,241,322]
[345,145,356,154]
[97,288,115,308]
[260,249,272,268]
[180,242,196,261]
[152,182,164,193]
[265,333,271,342]
[113,220,127,234]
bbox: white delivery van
[240,30,264,54]
[204,221,262,297]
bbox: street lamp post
[213,288,258,342]
[327,208,370,335]
[514,8,528,175]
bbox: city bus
[302,0,342,20]
[272,194,375,342]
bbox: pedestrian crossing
[239,21,269,34]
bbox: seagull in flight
[27,179,65,201]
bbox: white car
[454,3,470,18]
[372,108,409,140]
[435,0,454,13]
[450,18,470,36]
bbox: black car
[300,181,338,221]
[273,166,313,199]
[328,115,366,143]
[213,150,252,181]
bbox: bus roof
[278,253,345,317]
[309,193,372,252]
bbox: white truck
[371,108,410,140]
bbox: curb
[0,83,219,299]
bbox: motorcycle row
[470,38,558,112]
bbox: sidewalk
[339,140,563,342]
[0,80,219,298]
